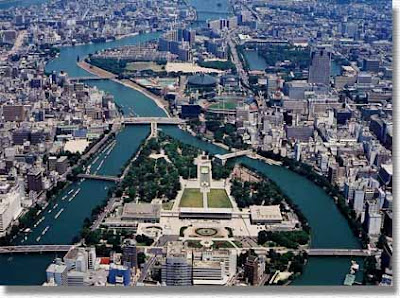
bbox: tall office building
[122,243,137,272]
[46,260,68,286]
[308,46,332,86]
[244,254,265,286]
[2,105,26,122]
[27,169,43,193]
[161,242,193,286]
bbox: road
[226,31,249,88]
[136,256,157,284]
[90,197,118,231]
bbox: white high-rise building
[0,182,23,235]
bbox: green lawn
[179,188,203,207]
[207,189,232,208]
[209,101,237,110]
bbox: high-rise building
[27,170,43,193]
[46,260,68,286]
[122,243,137,272]
[0,183,23,235]
[2,105,26,122]
[308,46,332,86]
[161,242,192,286]
[56,156,69,174]
[244,254,265,286]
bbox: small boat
[24,228,32,233]
[48,209,52,214]
[36,236,41,242]
[54,208,64,219]
[41,226,50,236]
[67,189,74,195]
[53,203,58,210]
[61,195,68,201]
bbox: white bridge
[214,150,253,165]
[122,117,185,125]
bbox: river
[0,7,362,288]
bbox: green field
[208,101,238,110]
[207,189,232,208]
[179,188,203,207]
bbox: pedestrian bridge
[305,248,371,257]
[0,245,73,254]
[78,174,121,183]
[122,117,185,125]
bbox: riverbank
[77,60,171,116]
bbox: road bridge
[70,76,113,81]
[214,149,253,165]
[0,245,73,254]
[305,249,371,257]
[122,117,185,125]
[77,174,121,183]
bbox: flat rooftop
[249,205,283,222]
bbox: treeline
[198,60,236,72]
[203,120,248,150]
[257,149,369,248]
[258,230,309,249]
[89,57,127,75]
[258,45,310,70]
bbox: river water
[0,4,363,287]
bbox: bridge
[70,76,114,81]
[305,249,371,257]
[0,245,73,254]
[214,149,253,165]
[122,117,185,125]
[77,174,121,183]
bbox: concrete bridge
[0,245,73,254]
[122,117,185,125]
[214,149,253,165]
[77,174,121,183]
[70,76,114,81]
[305,248,371,257]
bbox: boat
[36,236,41,242]
[41,226,50,236]
[67,189,74,195]
[53,203,58,210]
[343,273,356,286]
[48,209,52,214]
[68,188,81,202]
[23,228,32,233]
[54,208,64,219]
